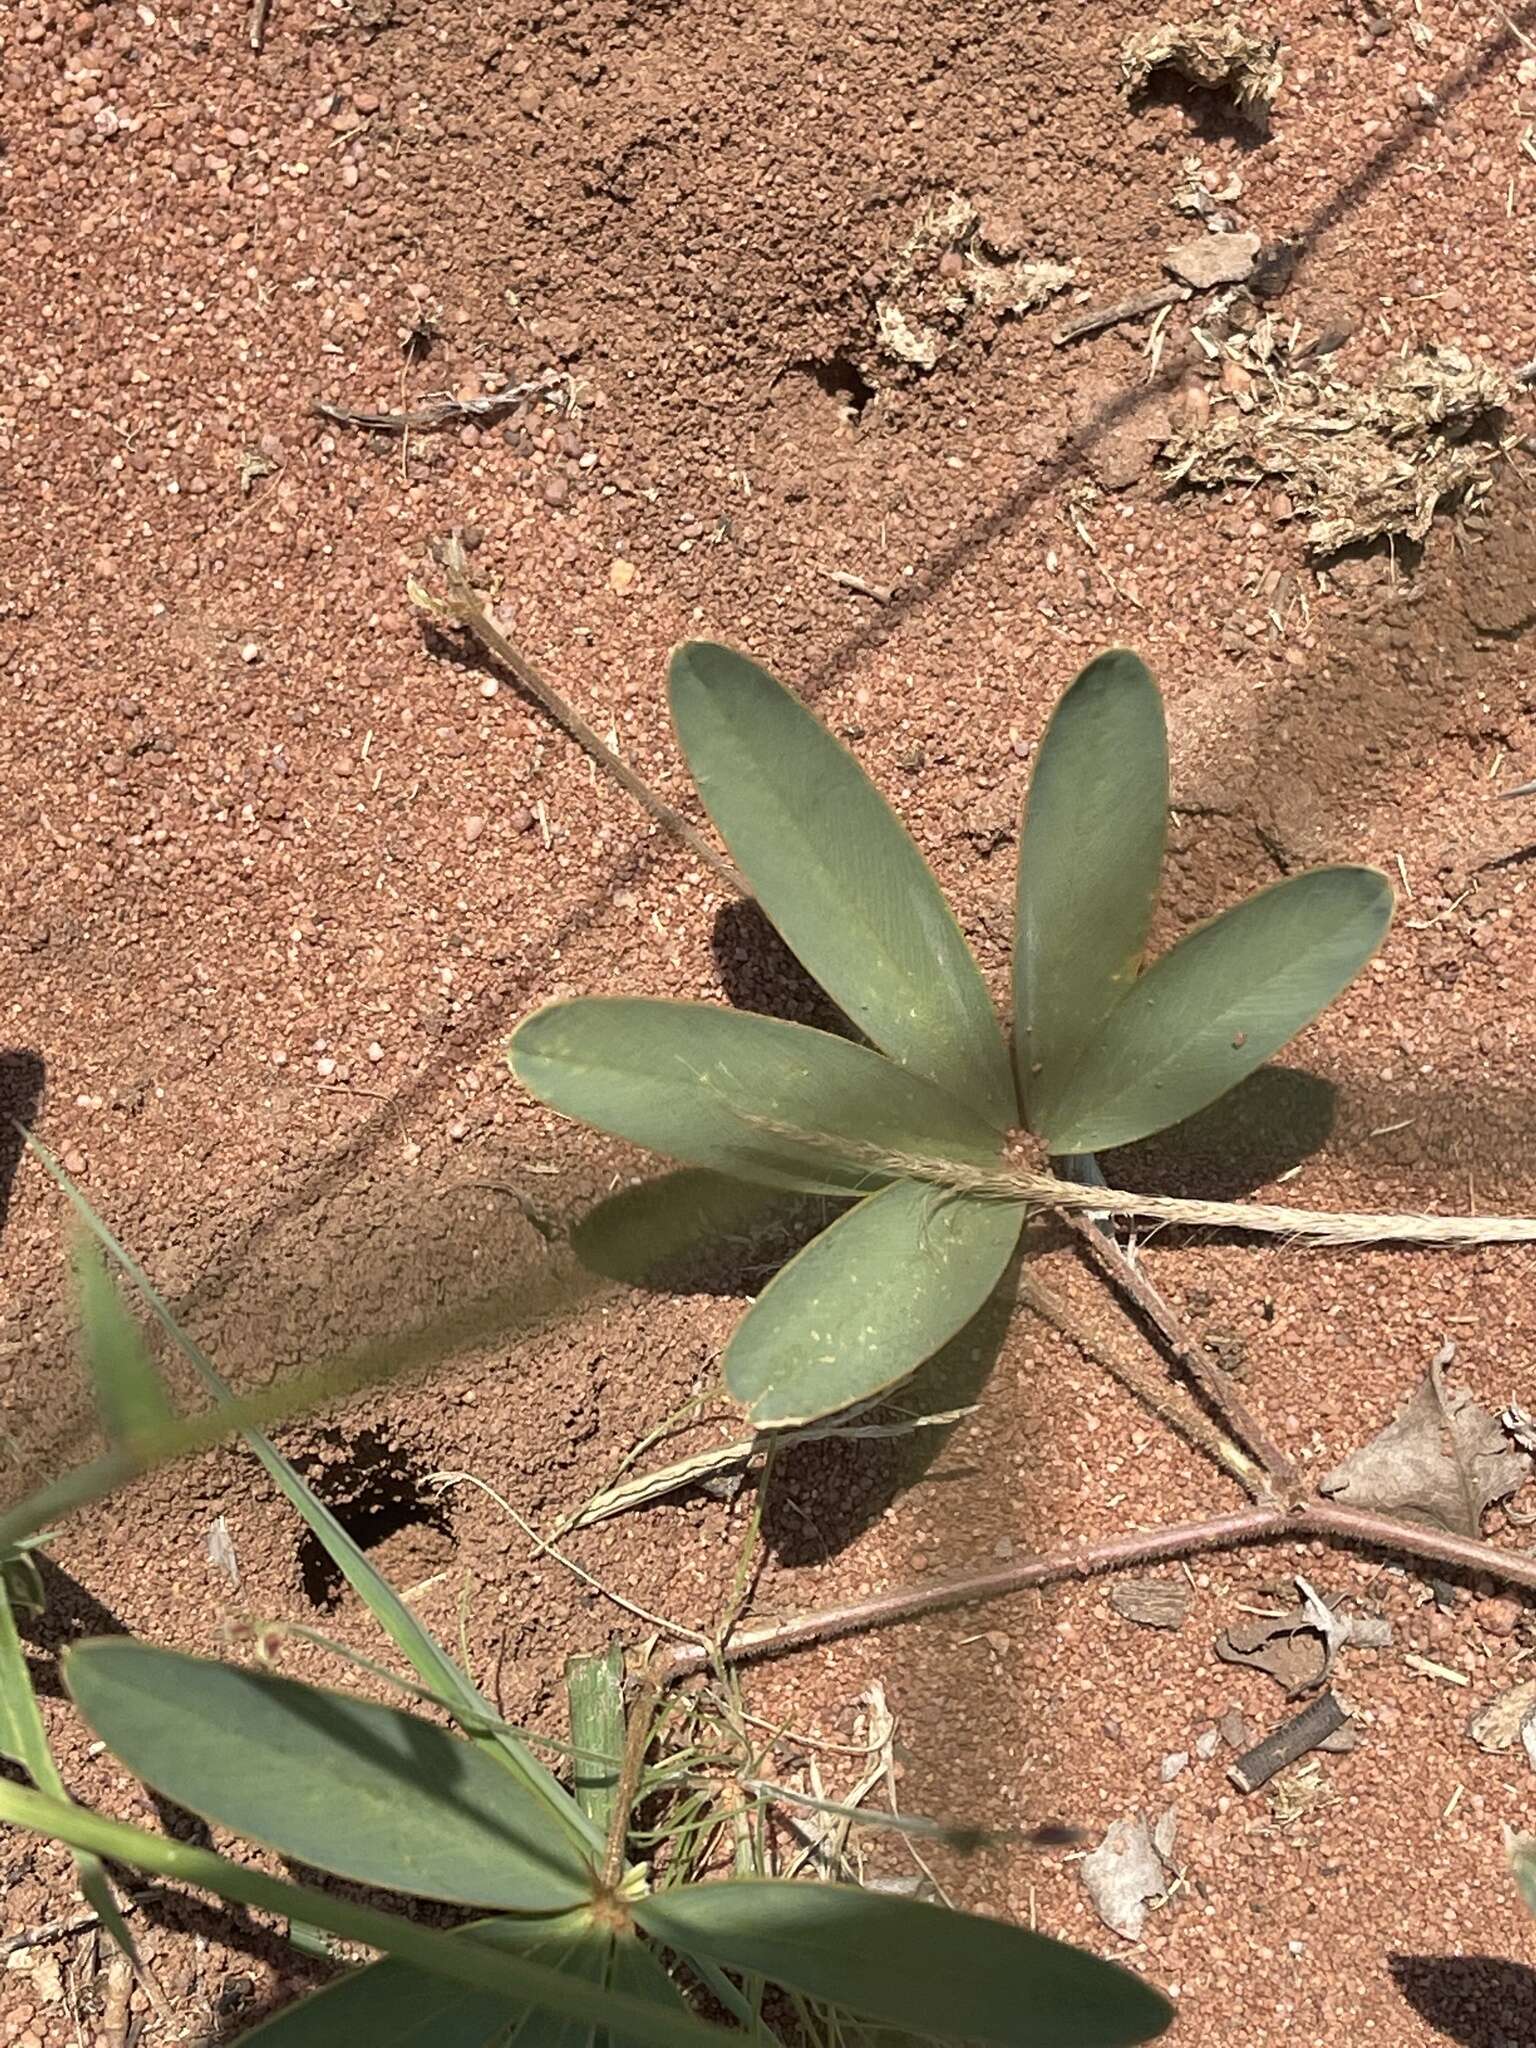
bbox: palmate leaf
[724,1182,1023,1427]
[232,1916,595,2048]
[64,1641,596,1910]
[232,1917,692,2048]
[510,998,1007,1196]
[0,1778,728,2048]
[635,1880,1173,2047]
[1036,865,1394,1154]
[1014,652,1167,1137]
[668,642,1015,1131]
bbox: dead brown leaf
[1319,1360,1532,1537]
[1214,1577,1390,1697]
[1469,1678,1536,1754]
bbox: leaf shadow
[0,1047,45,1249]
[1389,1953,1536,2046]
[710,897,857,1037]
[762,1254,1020,1569]
[1099,1063,1337,1205]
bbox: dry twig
[413,541,746,896]
[1053,283,1189,347]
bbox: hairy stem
[659,1501,1536,1680]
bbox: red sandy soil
[5,0,1536,2040]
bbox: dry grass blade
[561,1405,976,1531]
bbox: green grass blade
[1014,651,1167,1137]
[1036,866,1395,1153]
[1511,1833,1536,1917]
[723,1185,1023,1428]
[668,642,1014,1130]
[0,1573,137,1961]
[635,1880,1173,2047]
[74,1241,174,1448]
[0,1779,731,2048]
[23,1136,599,1855]
[66,1640,595,1910]
[564,1642,625,1837]
[510,999,1006,1197]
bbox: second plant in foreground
[511,644,1392,1428]
[0,1196,1171,2048]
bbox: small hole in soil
[290,1426,454,1609]
[790,352,877,428]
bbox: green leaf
[232,1918,692,2048]
[1036,866,1395,1154]
[0,1778,729,2048]
[635,1880,1173,2048]
[28,1138,598,1858]
[0,1572,138,1962]
[65,1641,596,1910]
[668,642,1015,1130]
[74,1240,173,1448]
[572,1169,788,1285]
[1014,651,1167,1136]
[511,998,1007,1196]
[724,1183,1023,1428]
[231,1917,596,2048]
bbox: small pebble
[367,1041,384,1063]
[61,1148,87,1176]
[542,474,569,506]
[462,814,485,843]
[1481,1597,1522,1637]
[511,805,535,832]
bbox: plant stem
[421,544,748,898]
[602,1663,665,1891]
[1058,1209,1299,1499]
[659,1501,1536,1680]
[1022,1269,1269,1500]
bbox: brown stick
[416,543,748,898]
[1060,1208,1299,1498]
[1053,283,1189,346]
[1228,1691,1347,1794]
[659,1501,1536,1681]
